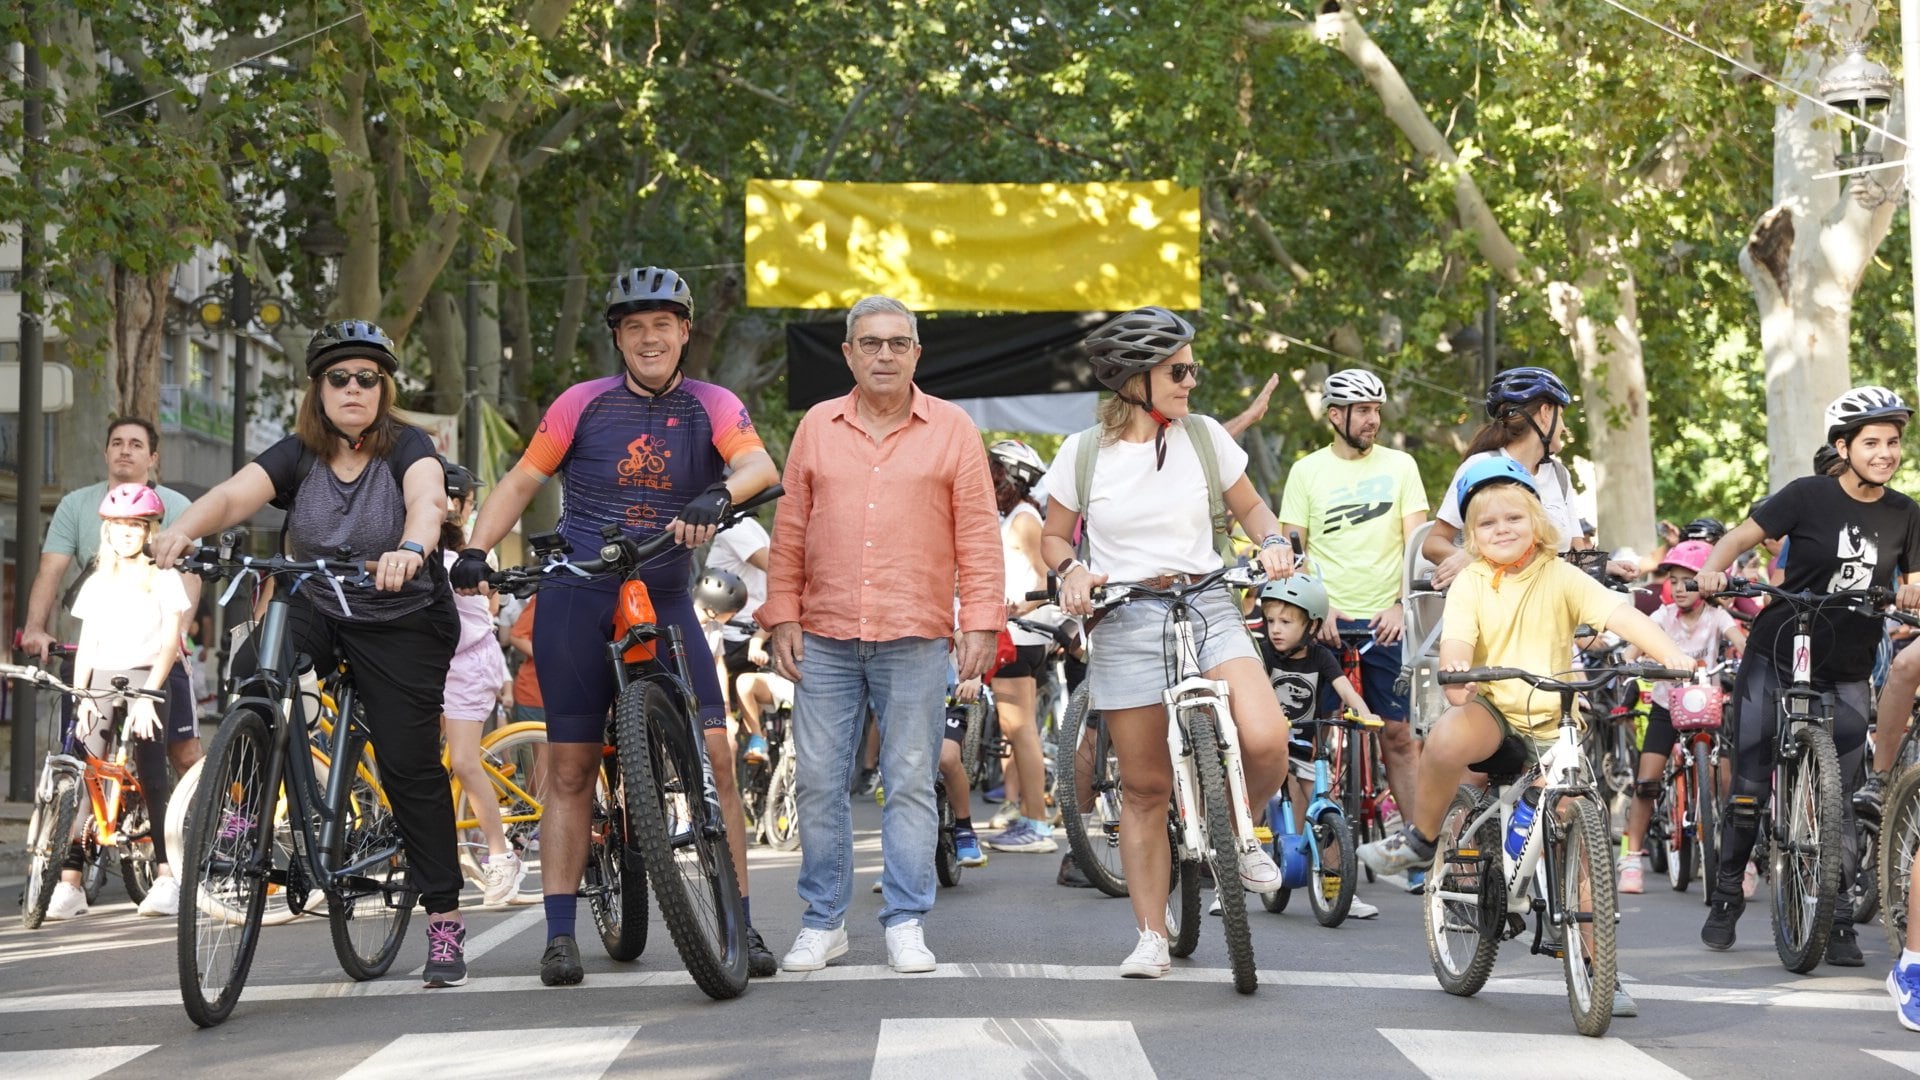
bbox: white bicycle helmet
[1825,386,1911,443]
[987,439,1046,489]
[1323,368,1386,407]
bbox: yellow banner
[744,180,1200,311]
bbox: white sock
[1902,948,1920,969]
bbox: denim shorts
[1087,586,1258,711]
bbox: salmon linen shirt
[758,385,1004,641]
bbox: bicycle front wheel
[1308,807,1358,928]
[1879,764,1920,956]
[22,773,81,929]
[1664,768,1692,892]
[178,707,274,1028]
[616,680,748,999]
[1425,785,1501,997]
[1771,724,1843,974]
[1057,683,1126,897]
[1559,796,1618,1038]
[1188,706,1256,994]
[327,727,413,981]
[585,758,648,961]
[1690,745,1719,895]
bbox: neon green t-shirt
[1277,445,1428,618]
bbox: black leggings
[231,594,462,914]
[1712,658,1868,919]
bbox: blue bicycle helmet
[1485,365,1572,419]
[1455,455,1539,513]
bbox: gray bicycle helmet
[987,439,1046,490]
[694,568,747,615]
[1323,368,1386,407]
[1257,573,1329,622]
[604,266,694,328]
[1083,306,1194,391]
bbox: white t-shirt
[1042,415,1248,581]
[1003,501,1065,646]
[72,566,192,671]
[1435,449,1580,553]
[707,516,770,637]
[1648,604,1739,709]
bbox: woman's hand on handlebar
[372,546,427,592]
[1255,541,1292,582]
[151,530,194,570]
[1058,565,1109,618]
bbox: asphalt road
[3,799,1918,1080]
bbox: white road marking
[0,1045,157,1080]
[1868,1049,1920,1075]
[0,963,1895,1014]
[871,1018,1155,1080]
[1379,1028,1689,1080]
[336,1027,638,1080]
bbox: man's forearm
[24,555,71,636]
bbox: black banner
[785,311,1109,410]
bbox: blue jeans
[792,634,948,930]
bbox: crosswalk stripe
[871,1019,1155,1080]
[335,1027,639,1080]
[1867,1049,1920,1074]
[0,1045,157,1080]
[1378,1028,1689,1079]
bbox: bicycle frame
[1163,601,1259,864]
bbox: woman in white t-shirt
[1038,306,1295,979]
[54,484,193,920]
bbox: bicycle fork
[1166,685,1260,861]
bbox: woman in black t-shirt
[154,321,468,988]
[1694,387,1920,966]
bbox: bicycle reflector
[614,580,660,663]
[1669,683,1724,732]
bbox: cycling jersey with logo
[521,375,766,572]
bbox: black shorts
[1641,702,1678,760]
[943,704,968,744]
[995,643,1049,681]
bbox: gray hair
[845,295,918,342]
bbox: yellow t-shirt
[1277,445,1428,618]
[1441,553,1627,739]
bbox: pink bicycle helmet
[99,482,165,520]
[1657,540,1714,575]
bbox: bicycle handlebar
[1437,662,1693,691]
[1025,562,1265,612]
[489,485,784,596]
[0,663,167,702]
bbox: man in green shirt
[21,417,202,773]
[1277,369,1428,824]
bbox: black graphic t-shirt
[1749,475,1920,681]
[1259,639,1346,723]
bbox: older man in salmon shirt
[761,294,1004,976]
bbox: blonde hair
[1460,483,1561,558]
[1096,371,1149,445]
[96,517,161,587]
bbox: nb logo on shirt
[1323,501,1393,534]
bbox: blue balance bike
[1263,712,1380,925]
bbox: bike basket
[1669,682,1724,731]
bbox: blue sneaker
[984,818,1058,853]
[955,829,987,867]
[1890,962,1920,1032]
[1405,867,1427,893]
[983,785,1006,804]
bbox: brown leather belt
[1136,573,1204,590]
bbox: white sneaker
[1119,928,1170,978]
[988,804,1022,830]
[781,925,849,972]
[481,852,528,906]
[1238,843,1284,894]
[885,920,937,973]
[1348,898,1380,920]
[137,875,180,917]
[44,881,88,920]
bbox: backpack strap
[1072,424,1102,561]
[1182,417,1231,544]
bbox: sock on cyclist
[742,895,752,927]
[955,816,972,832]
[1904,949,1920,968]
[545,894,578,942]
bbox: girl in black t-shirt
[1695,386,1920,966]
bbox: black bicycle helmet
[604,266,694,328]
[440,457,479,500]
[1083,306,1194,392]
[694,569,747,615]
[1813,444,1844,476]
[1484,365,1572,419]
[306,319,398,376]
[1681,517,1725,544]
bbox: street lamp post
[1819,43,1900,209]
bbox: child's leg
[1408,701,1506,839]
[443,715,506,857]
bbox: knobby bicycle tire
[1056,682,1126,898]
[1857,821,1883,927]
[1188,706,1257,994]
[961,696,991,790]
[616,680,749,999]
[585,759,648,961]
[1425,785,1501,997]
[327,724,413,981]
[1772,724,1844,974]
[1878,763,1920,957]
[119,798,158,904]
[1309,807,1358,928]
[1167,816,1201,958]
[178,706,273,1028]
[936,782,962,887]
[1561,796,1618,1038]
[22,773,81,930]
[764,756,801,852]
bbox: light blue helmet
[1454,456,1538,513]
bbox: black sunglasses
[323,369,384,389]
[1164,362,1202,384]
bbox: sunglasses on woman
[323,369,384,389]
[1163,362,1201,384]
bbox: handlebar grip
[1023,590,1055,602]
[1437,671,1475,686]
[1410,576,1436,593]
[1637,667,1696,681]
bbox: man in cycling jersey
[1277,369,1427,833]
[453,266,780,985]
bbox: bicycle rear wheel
[1772,724,1843,974]
[178,707,273,1028]
[327,728,413,981]
[1879,764,1920,956]
[22,773,81,929]
[1166,814,1201,958]
[1309,807,1358,927]
[616,680,748,999]
[936,781,962,887]
[764,755,801,851]
[585,757,648,961]
[1560,796,1618,1038]
[1057,683,1127,897]
[455,724,547,883]
[1188,707,1256,993]
[1425,785,1501,997]
[119,797,158,903]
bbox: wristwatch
[1054,556,1085,576]
[398,540,427,559]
